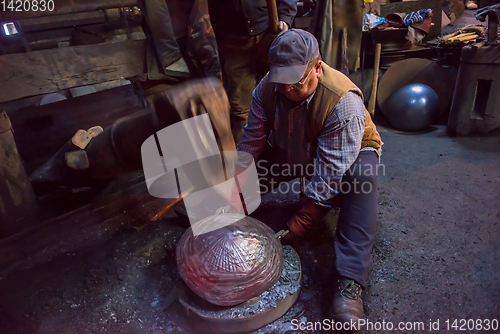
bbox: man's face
[277,60,322,103]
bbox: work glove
[280,198,331,247]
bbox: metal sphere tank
[384,83,440,132]
[176,213,284,306]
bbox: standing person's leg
[218,38,258,146]
[330,150,379,325]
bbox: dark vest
[262,62,383,151]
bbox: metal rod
[487,10,499,44]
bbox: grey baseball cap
[268,29,320,85]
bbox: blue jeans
[256,148,379,288]
[334,150,379,288]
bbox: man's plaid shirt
[238,78,372,206]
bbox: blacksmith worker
[235,29,383,327]
[207,0,298,145]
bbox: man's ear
[315,60,322,77]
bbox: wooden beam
[25,27,74,43]
[0,39,145,103]
[19,11,106,32]
[0,0,138,21]
[9,84,144,174]
[0,179,182,277]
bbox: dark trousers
[256,149,379,289]
[334,150,378,289]
[217,33,275,145]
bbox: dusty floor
[1,3,499,334]
[364,125,500,332]
[0,123,498,334]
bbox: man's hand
[281,198,331,246]
[279,21,289,33]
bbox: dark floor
[0,123,499,334]
[363,125,500,333]
[1,4,499,334]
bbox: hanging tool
[368,43,381,116]
[340,27,349,76]
[266,0,280,34]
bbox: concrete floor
[1,4,499,334]
[0,122,498,333]
[364,125,500,333]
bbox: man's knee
[344,152,380,192]
[342,165,378,195]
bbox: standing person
[138,0,222,81]
[207,0,298,145]
[236,29,383,329]
[315,0,365,74]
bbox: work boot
[330,277,365,333]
